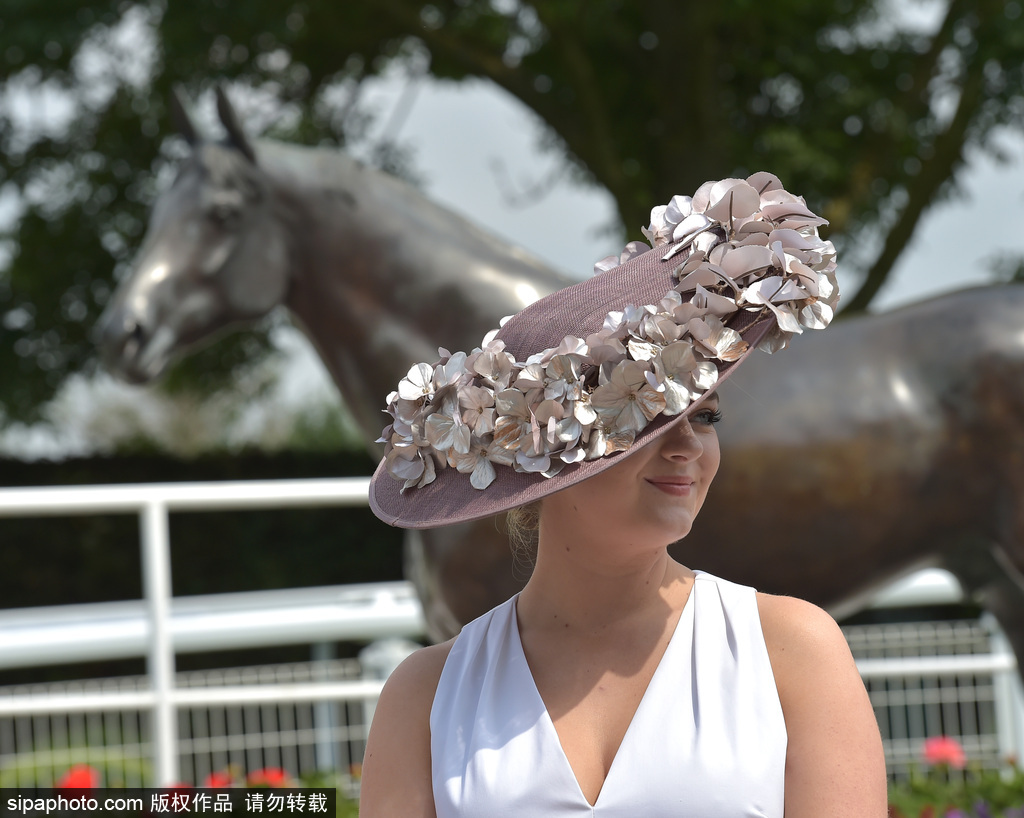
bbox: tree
[2,0,1022,423]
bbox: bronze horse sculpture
[97,91,1024,675]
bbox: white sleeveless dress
[429,571,787,817]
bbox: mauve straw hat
[369,172,838,529]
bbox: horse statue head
[97,88,290,384]
[97,88,575,440]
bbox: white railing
[0,658,379,790]
[844,615,1024,775]
[0,582,424,669]
[0,478,392,785]
[0,680,389,716]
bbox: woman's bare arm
[358,641,454,818]
[758,593,888,817]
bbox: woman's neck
[517,530,692,632]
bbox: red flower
[56,764,100,789]
[203,770,234,788]
[922,736,967,769]
[246,767,290,787]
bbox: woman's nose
[659,419,704,460]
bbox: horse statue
[96,91,1024,678]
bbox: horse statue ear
[215,85,258,165]
[170,85,200,146]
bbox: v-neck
[510,576,698,809]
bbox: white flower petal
[560,446,587,464]
[692,362,719,391]
[746,171,783,195]
[718,244,774,279]
[470,458,496,490]
[516,451,551,473]
[665,194,693,223]
[661,378,693,416]
[671,213,713,245]
[397,363,434,400]
[800,300,834,330]
[705,180,761,223]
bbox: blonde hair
[505,502,540,571]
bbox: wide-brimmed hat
[369,172,837,529]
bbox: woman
[360,174,888,816]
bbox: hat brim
[368,239,777,529]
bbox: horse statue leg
[405,520,528,642]
[943,535,1024,685]
[985,481,1024,682]
[971,372,1024,681]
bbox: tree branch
[375,0,529,94]
[530,11,629,213]
[842,61,987,314]
[825,0,973,242]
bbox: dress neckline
[510,574,700,809]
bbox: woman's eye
[694,408,723,425]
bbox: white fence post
[311,642,338,772]
[985,615,1024,764]
[140,499,178,786]
[359,639,420,731]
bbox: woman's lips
[645,477,695,496]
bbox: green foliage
[294,771,360,817]
[889,762,1024,817]
[336,795,359,818]
[2,0,1024,423]
[989,251,1024,283]
[0,749,152,789]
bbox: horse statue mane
[97,90,1024,680]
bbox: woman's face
[538,397,722,552]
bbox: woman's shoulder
[753,596,888,814]
[753,592,872,741]
[366,639,457,758]
[754,591,857,686]
[359,640,456,817]
[381,639,457,702]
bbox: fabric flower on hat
[591,360,667,443]
[397,362,435,401]
[594,240,653,274]
[468,338,514,388]
[688,314,749,362]
[385,441,437,492]
[379,172,838,492]
[652,341,718,415]
[460,385,496,436]
[425,403,471,456]
[450,443,498,490]
[490,389,535,457]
